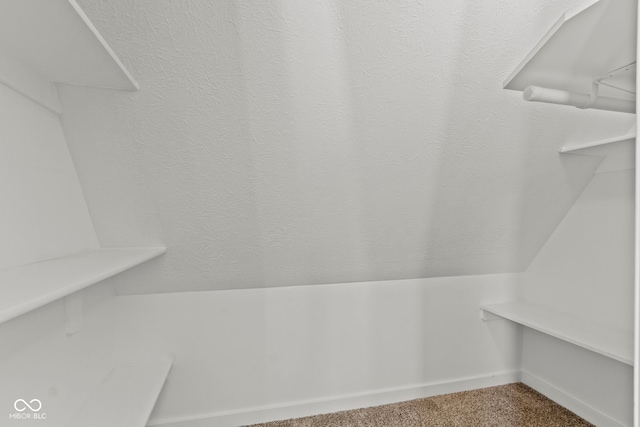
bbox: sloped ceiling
[59,0,634,294]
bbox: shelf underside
[504,0,636,100]
[0,0,138,90]
[482,302,632,365]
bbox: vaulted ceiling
[59,0,634,294]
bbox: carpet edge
[521,370,626,427]
[147,370,521,427]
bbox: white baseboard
[148,371,520,427]
[521,370,627,427]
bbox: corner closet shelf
[68,361,172,427]
[0,247,166,324]
[560,133,636,153]
[560,133,636,173]
[504,0,636,100]
[481,302,633,365]
[0,0,138,90]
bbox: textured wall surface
[59,0,633,294]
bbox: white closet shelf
[0,247,166,324]
[504,0,636,101]
[68,361,172,427]
[560,133,636,173]
[481,302,633,365]
[0,0,138,90]
[560,133,636,153]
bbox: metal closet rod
[523,86,636,114]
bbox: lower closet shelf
[559,133,636,173]
[67,361,172,427]
[481,302,632,365]
[0,247,166,324]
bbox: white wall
[58,0,632,295]
[0,71,98,271]
[518,168,634,426]
[2,2,632,426]
[114,274,520,426]
[0,64,116,426]
[522,330,633,427]
[520,169,634,331]
[0,280,117,427]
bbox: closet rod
[523,86,636,114]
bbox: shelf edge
[560,133,636,153]
[503,13,567,90]
[481,303,633,365]
[66,0,139,91]
[0,247,166,325]
[68,360,172,427]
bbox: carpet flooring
[248,383,594,426]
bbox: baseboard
[521,370,627,427]
[147,370,520,427]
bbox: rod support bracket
[577,80,600,109]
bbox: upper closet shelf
[504,0,636,113]
[0,0,138,90]
[0,247,165,325]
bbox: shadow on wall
[230,0,582,410]
[416,0,606,279]
[62,0,618,297]
[234,0,613,286]
[234,0,368,289]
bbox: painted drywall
[520,168,634,333]
[518,168,634,425]
[58,0,633,294]
[0,74,98,271]
[0,48,61,114]
[114,274,519,425]
[0,281,116,426]
[522,330,632,427]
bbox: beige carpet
[248,383,594,426]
